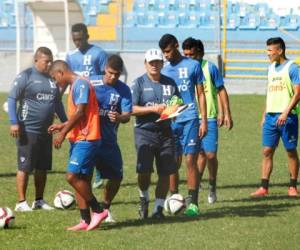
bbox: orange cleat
[288,187,299,197]
[250,187,268,197]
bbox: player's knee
[205,152,217,161]
[286,149,298,159]
[65,173,76,185]
[262,147,274,158]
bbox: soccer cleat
[86,209,108,231]
[92,179,104,189]
[15,201,33,212]
[184,195,192,208]
[288,187,299,197]
[32,199,54,210]
[208,191,217,204]
[104,210,116,223]
[184,203,200,217]
[138,197,149,219]
[250,187,268,198]
[66,220,89,231]
[151,206,165,220]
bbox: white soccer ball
[0,207,15,229]
[164,194,186,215]
[54,190,75,210]
[2,101,8,113]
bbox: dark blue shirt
[131,73,179,131]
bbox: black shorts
[134,127,176,176]
[17,132,52,172]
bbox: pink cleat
[66,220,89,231]
[288,187,299,197]
[250,187,268,198]
[86,209,108,231]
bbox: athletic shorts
[262,113,298,150]
[198,119,218,153]
[171,118,200,155]
[67,140,98,176]
[17,131,52,172]
[95,141,123,179]
[134,127,176,176]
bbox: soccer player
[159,34,207,216]
[91,55,132,223]
[7,47,67,212]
[182,37,233,204]
[48,60,108,231]
[131,48,178,219]
[66,22,108,189]
[251,37,300,197]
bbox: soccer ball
[53,190,75,209]
[0,207,15,229]
[164,194,186,215]
[2,101,8,113]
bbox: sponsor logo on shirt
[188,139,196,146]
[36,93,55,101]
[20,156,26,163]
[20,101,28,121]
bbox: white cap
[145,48,163,62]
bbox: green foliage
[0,93,299,250]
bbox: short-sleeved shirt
[8,67,61,134]
[92,76,132,145]
[273,61,300,84]
[131,73,179,131]
[161,57,205,123]
[205,61,224,89]
[66,44,108,77]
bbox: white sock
[139,189,149,201]
[153,198,165,213]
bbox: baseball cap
[145,48,163,62]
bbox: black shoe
[151,206,165,219]
[138,197,149,219]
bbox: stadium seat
[136,12,158,27]
[167,0,178,11]
[157,0,167,12]
[0,15,9,28]
[226,13,240,30]
[239,13,259,30]
[157,11,178,28]
[259,13,279,30]
[178,11,199,28]
[124,12,136,27]
[280,15,299,30]
[255,3,269,17]
[133,0,147,12]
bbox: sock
[102,202,111,210]
[198,172,203,184]
[188,189,198,206]
[80,208,91,224]
[209,179,216,192]
[289,179,297,188]
[35,197,43,201]
[171,189,179,195]
[87,196,102,213]
[261,179,269,189]
[18,200,26,203]
[153,198,164,214]
[139,189,149,201]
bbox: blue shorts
[67,140,98,176]
[199,119,218,153]
[262,113,298,150]
[172,118,199,155]
[95,141,123,179]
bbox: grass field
[0,93,300,250]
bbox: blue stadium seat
[124,12,136,27]
[226,13,240,30]
[280,15,299,30]
[157,11,178,28]
[136,12,158,27]
[255,3,269,17]
[239,13,259,30]
[0,14,9,28]
[167,0,179,11]
[133,0,147,12]
[178,11,199,28]
[259,13,279,30]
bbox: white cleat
[104,210,116,223]
[208,191,217,204]
[15,201,33,212]
[32,199,54,210]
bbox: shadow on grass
[101,201,299,230]
[222,194,299,203]
[0,170,66,178]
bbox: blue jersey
[66,44,108,77]
[206,61,224,88]
[161,57,205,122]
[273,60,300,84]
[91,76,132,145]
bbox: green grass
[0,93,300,249]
